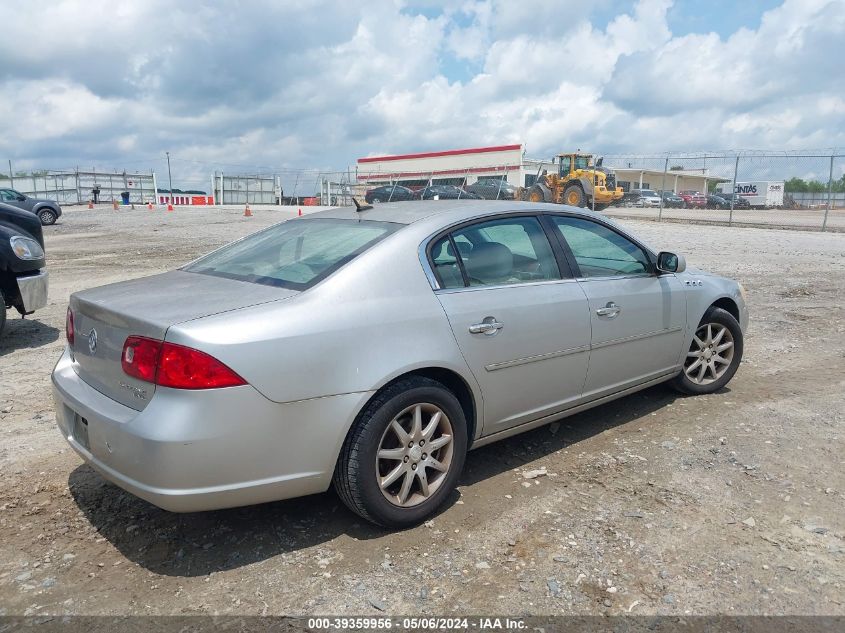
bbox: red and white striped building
[356,144,539,189]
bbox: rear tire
[38,209,57,225]
[563,184,585,207]
[334,377,468,528]
[671,307,743,395]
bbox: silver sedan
[52,201,748,527]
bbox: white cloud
[0,0,842,187]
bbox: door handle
[595,302,622,318]
[469,317,504,335]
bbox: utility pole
[8,160,13,189]
[166,151,173,206]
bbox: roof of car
[309,200,610,226]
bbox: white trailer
[717,181,784,208]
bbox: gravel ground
[0,204,843,617]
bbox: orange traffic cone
[112,200,119,210]
[298,208,302,216]
[167,202,174,212]
[244,203,253,217]
[88,200,94,209]
[147,202,153,210]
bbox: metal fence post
[822,154,834,232]
[658,155,669,221]
[729,153,740,226]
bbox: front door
[430,215,591,435]
[549,215,687,399]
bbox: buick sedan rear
[53,201,748,527]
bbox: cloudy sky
[1,0,843,188]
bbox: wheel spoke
[390,419,410,445]
[696,361,707,382]
[380,463,405,489]
[713,354,730,365]
[378,447,405,461]
[686,358,702,375]
[426,456,448,472]
[416,468,430,497]
[422,411,441,440]
[411,405,423,440]
[706,324,713,344]
[687,350,701,358]
[693,334,705,349]
[716,341,733,353]
[428,434,452,452]
[397,470,414,504]
[712,326,726,345]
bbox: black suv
[1,202,49,336]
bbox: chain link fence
[4,152,842,230]
[599,151,844,231]
[0,170,157,205]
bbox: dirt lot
[1,204,843,617]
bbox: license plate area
[71,413,90,451]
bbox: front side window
[185,218,399,290]
[0,189,19,201]
[552,216,651,278]
[431,216,561,288]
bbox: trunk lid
[69,270,297,410]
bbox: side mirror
[17,195,26,201]
[656,251,686,274]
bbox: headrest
[464,242,513,283]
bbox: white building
[357,144,716,194]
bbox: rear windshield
[184,217,400,290]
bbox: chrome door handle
[469,317,504,335]
[595,302,622,318]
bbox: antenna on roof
[352,197,372,213]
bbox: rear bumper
[17,270,48,313]
[51,347,372,512]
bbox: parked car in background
[0,188,62,225]
[418,185,481,200]
[616,191,642,206]
[53,201,747,528]
[658,191,686,208]
[464,180,517,200]
[714,192,752,209]
[631,189,662,207]
[706,194,730,209]
[679,190,706,208]
[0,202,49,336]
[364,185,417,203]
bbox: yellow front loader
[523,153,623,211]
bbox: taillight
[121,337,246,390]
[122,336,162,383]
[66,308,74,345]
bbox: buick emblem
[88,328,98,354]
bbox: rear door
[430,215,591,435]
[548,215,686,400]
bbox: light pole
[166,151,173,206]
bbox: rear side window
[430,216,561,289]
[185,218,399,290]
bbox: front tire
[38,209,57,225]
[672,307,743,395]
[563,184,585,207]
[334,377,468,528]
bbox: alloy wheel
[684,323,735,385]
[376,403,454,507]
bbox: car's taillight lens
[121,337,246,390]
[66,308,74,345]
[122,336,162,383]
